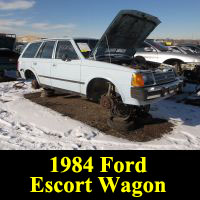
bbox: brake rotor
[100,95,113,109]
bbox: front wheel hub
[100,95,113,109]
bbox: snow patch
[0,81,200,150]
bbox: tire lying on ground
[107,117,136,132]
[107,105,153,132]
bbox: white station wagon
[18,10,183,128]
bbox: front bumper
[131,80,183,101]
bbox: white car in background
[135,40,200,66]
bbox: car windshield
[147,40,169,52]
[75,39,98,58]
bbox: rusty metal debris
[100,95,113,109]
[181,63,200,83]
[13,81,26,89]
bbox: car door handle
[52,64,57,67]
[33,62,37,65]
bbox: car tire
[31,79,40,89]
[107,116,136,132]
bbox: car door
[34,40,56,86]
[51,40,81,93]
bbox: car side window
[36,41,56,59]
[189,46,195,51]
[137,43,152,52]
[55,41,79,60]
[172,47,181,53]
[22,42,42,58]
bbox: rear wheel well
[163,59,184,74]
[24,70,36,80]
[24,70,40,89]
[86,78,116,102]
[163,59,184,65]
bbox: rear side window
[55,41,79,60]
[36,41,56,59]
[22,42,41,58]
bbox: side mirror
[61,53,71,62]
[144,47,153,52]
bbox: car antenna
[105,34,111,63]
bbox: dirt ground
[24,92,174,142]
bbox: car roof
[29,37,98,44]
[43,37,98,41]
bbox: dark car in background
[15,42,28,54]
[0,33,19,78]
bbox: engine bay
[95,54,170,72]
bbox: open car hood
[91,10,161,60]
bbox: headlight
[131,73,154,87]
[142,73,155,85]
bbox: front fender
[83,75,126,102]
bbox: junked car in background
[135,39,200,66]
[135,40,200,82]
[18,10,183,129]
[15,42,28,54]
[0,33,19,78]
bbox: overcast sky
[0,0,200,39]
